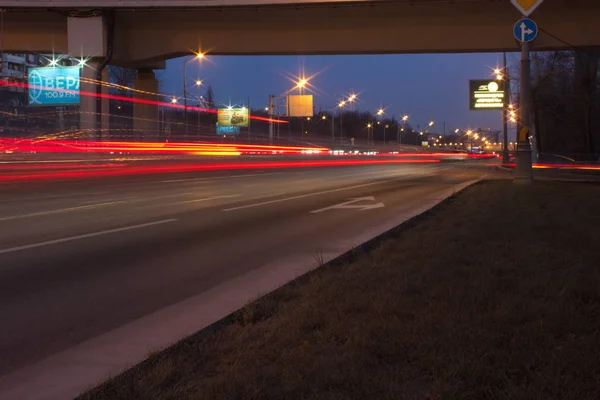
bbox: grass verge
[80,180,600,400]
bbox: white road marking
[310,196,385,213]
[80,197,139,205]
[0,219,177,255]
[179,194,241,204]
[222,177,405,212]
[136,194,242,209]
[162,172,283,183]
[0,201,127,221]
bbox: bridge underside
[1,0,598,66]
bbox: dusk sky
[160,53,517,134]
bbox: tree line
[524,49,600,160]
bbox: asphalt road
[0,160,491,383]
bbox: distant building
[0,53,43,108]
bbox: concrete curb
[495,165,514,173]
[0,179,482,400]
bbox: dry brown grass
[80,180,600,400]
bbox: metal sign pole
[502,52,510,164]
[515,40,533,183]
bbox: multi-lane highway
[0,158,493,399]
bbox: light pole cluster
[337,93,358,140]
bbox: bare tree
[108,66,138,97]
[204,85,216,109]
[107,66,138,134]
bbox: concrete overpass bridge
[0,0,598,133]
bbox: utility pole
[339,107,344,141]
[331,113,335,142]
[515,39,533,183]
[183,64,188,141]
[502,52,511,164]
[268,94,274,144]
[247,96,251,139]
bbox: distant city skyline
[159,53,518,137]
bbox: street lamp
[295,77,310,95]
[338,100,346,140]
[384,124,389,144]
[494,67,504,80]
[428,121,435,127]
[398,115,408,147]
[183,52,205,138]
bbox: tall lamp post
[399,115,408,147]
[338,100,346,140]
[496,55,512,164]
[182,52,205,139]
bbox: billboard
[469,80,505,110]
[287,95,313,117]
[216,124,240,135]
[28,66,81,106]
[217,108,249,127]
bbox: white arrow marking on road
[310,196,385,214]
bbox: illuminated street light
[171,97,178,104]
[264,107,269,111]
[377,108,384,116]
[367,123,372,128]
[183,51,207,137]
[227,105,233,110]
[339,101,346,107]
[455,129,460,133]
[321,115,327,120]
[402,115,409,121]
[428,121,435,127]
[297,78,308,89]
[195,79,203,86]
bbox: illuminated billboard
[217,108,249,127]
[216,124,240,135]
[287,95,313,117]
[28,66,81,106]
[469,80,505,110]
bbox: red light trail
[0,159,441,183]
[0,80,288,124]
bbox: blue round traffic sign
[514,18,538,43]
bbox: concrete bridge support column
[133,69,159,141]
[79,61,109,138]
[68,12,110,139]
